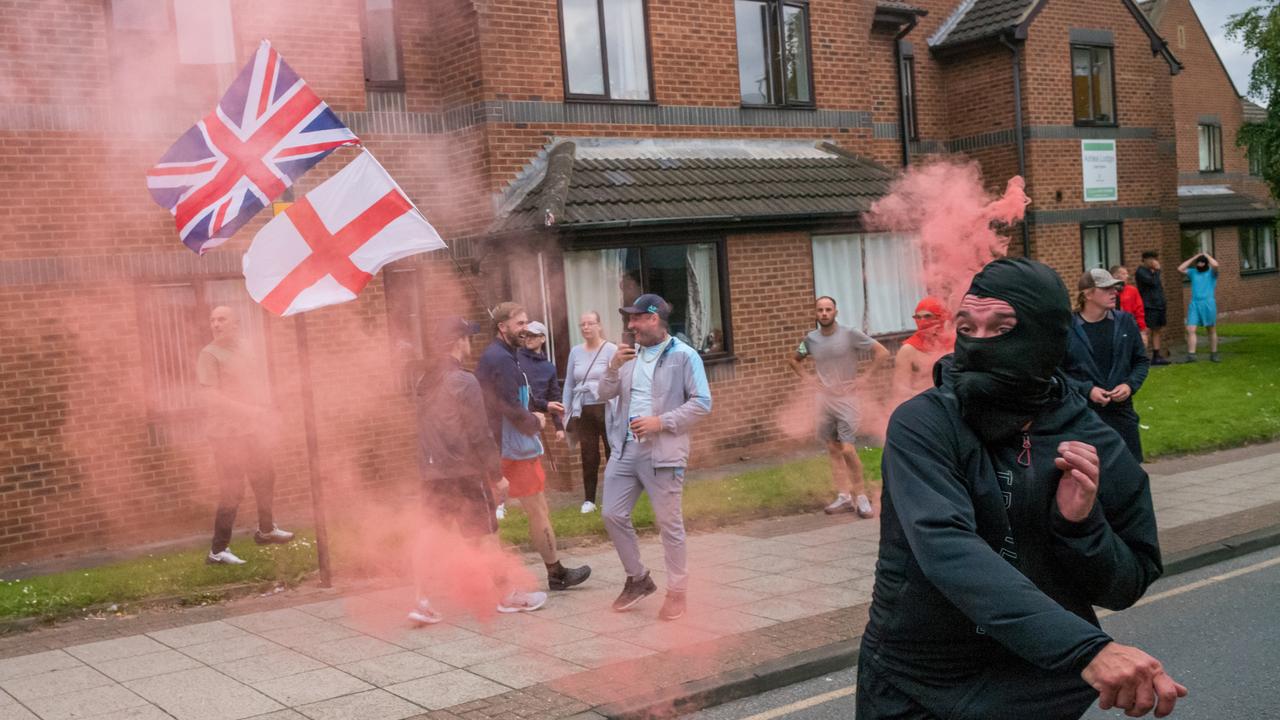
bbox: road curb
[597,523,1280,719]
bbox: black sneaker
[611,572,657,611]
[1152,356,1171,366]
[658,591,686,621]
[548,563,591,591]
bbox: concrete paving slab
[212,649,327,684]
[466,650,584,689]
[125,667,283,720]
[556,609,657,635]
[179,635,289,665]
[148,621,251,649]
[384,668,508,709]
[70,703,173,719]
[785,543,856,563]
[680,609,778,636]
[244,711,307,720]
[681,583,771,610]
[251,667,373,707]
[352,622,481,652]
[694,564,762,584]
[727,573,821,596]
[781,562,865,585]
[725,554,809,573]
[792,583,872,609]
[0,687,14,705]
[415,635,523,668]
[604,624,720,653]
[225,610,322,634]
[255,622,361,650]
[21,683,149,720]
[490,619,598,651]
[1,665,114,702]
[543,637,655,669]
[91,648,204,683]
[2,703,38,719]
[65,636,169,665]
[735,596,831,622]
[286,633,402,667]
[295,688,423,720]
[0,650,83,683]
[337,651,451,686]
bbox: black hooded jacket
[862,357,1162,714]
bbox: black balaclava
[952,257,1072,443]
[1195,257,1210,272]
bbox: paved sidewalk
[1,447,1278,720]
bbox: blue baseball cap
[433,315,480,342]
[620,293,671,320]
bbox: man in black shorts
[410,316,547,624]
[1134,251,1170,365]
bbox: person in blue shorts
[1177,252,1220,362]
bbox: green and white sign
[1082,140,1118,202]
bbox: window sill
[365,81,406,93]
[1198,169,1225,175]
[740,103,818,111]
[563,96,657,106]
[1241,268,1279,277]
[1073,121,1119,128]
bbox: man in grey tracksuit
[597,293,712,621]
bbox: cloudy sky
[1190,0,1260,101]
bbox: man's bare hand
[1089,386,1112,406]
[533,411,546,429]
[629,415,662,439]
[555,429,566,442]
[1108,384,1132,403]
[1054,441,1099,522]
[1082,642,1187,718]
[547,401,565,415]
[611,345,637,369]
[494,477,510,503]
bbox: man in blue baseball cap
[597,293,712,621]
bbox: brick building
[0,0,1267,564]
[1141,0,1280,316]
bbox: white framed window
[1199,124,1224,172]
[811,233,925,335]
[1082,222,1123,270]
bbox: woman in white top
[561,311,617,513]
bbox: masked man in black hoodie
[858,258,1187,720]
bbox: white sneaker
[407,599,443,626]
[254,525,295,545]
[206,549,246,565]
[580,501,597,514]
[824,494,854,514]
[495,503,506,520]
[855,494,875,518]
[496,590,547,613]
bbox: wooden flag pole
[294,313,333,588]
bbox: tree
[1228,4,1280,200]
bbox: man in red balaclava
[893,297,955,405]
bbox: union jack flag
[147,41,360,254]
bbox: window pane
[863,233,926,334]
[1212,126,1223,170]
[642,244,725,354]
[111,0,168,30]
[812,234,867,332]
[1198,125,1212,171]
[603,0,650,100]
[563,0,605,95]
[364,0,400,83]
[736,0,772,104]
[1091,47,1114,122]
[565,249,628,346]
[782,4,810,103]
[1106,225,1121,268]
[1083,226,1103,269]
[1181,228,1212,259]
[1072,47,1093,122]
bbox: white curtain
[564,249,627,346]
[811,234,867,332]
[685,243,719,351]
[863,232,926,334]
[604,0,650,100]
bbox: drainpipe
[1000,34,1032,258]
[895,18,919,168]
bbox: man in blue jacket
[597,294,712,621]
[1063,269,1150,462]
[859,259,1185,720]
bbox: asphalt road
[682,543,1280,720]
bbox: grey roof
[876,1,929,17]
[930,0,1036,49]
[1179,192,1277,224]
[1243,99,1268,124]
[491,139,895,234]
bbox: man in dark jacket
[1134,251,1170,364]
[410,316,547,623]
[1064,269,1150,462]
[519,321,566,438]
[475,302,590,592]
[858,258,1186,720]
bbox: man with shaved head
[858,258,1185,719]
[198,305,293,566]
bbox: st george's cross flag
[146,40,359,255]
[243,150,446,316]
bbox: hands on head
[1083,642,1188,718]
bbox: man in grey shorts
[788,296,889,517]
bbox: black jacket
[1063,310,1150,406]
[862,358,1162,714]
[518,347,564,431]
[1134,266,1165,310]
[475,337,540,443]
[414,358,502,482]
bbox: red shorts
[501,458,546,499]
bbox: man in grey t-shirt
[788,296,889,517]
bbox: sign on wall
[1082,140,1118,202]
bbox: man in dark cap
[858,258,1186,719]
[598,293,712,621]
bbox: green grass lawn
[2,323,1276,622]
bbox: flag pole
[294,313,333,588]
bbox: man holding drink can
[597,293,712,621]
